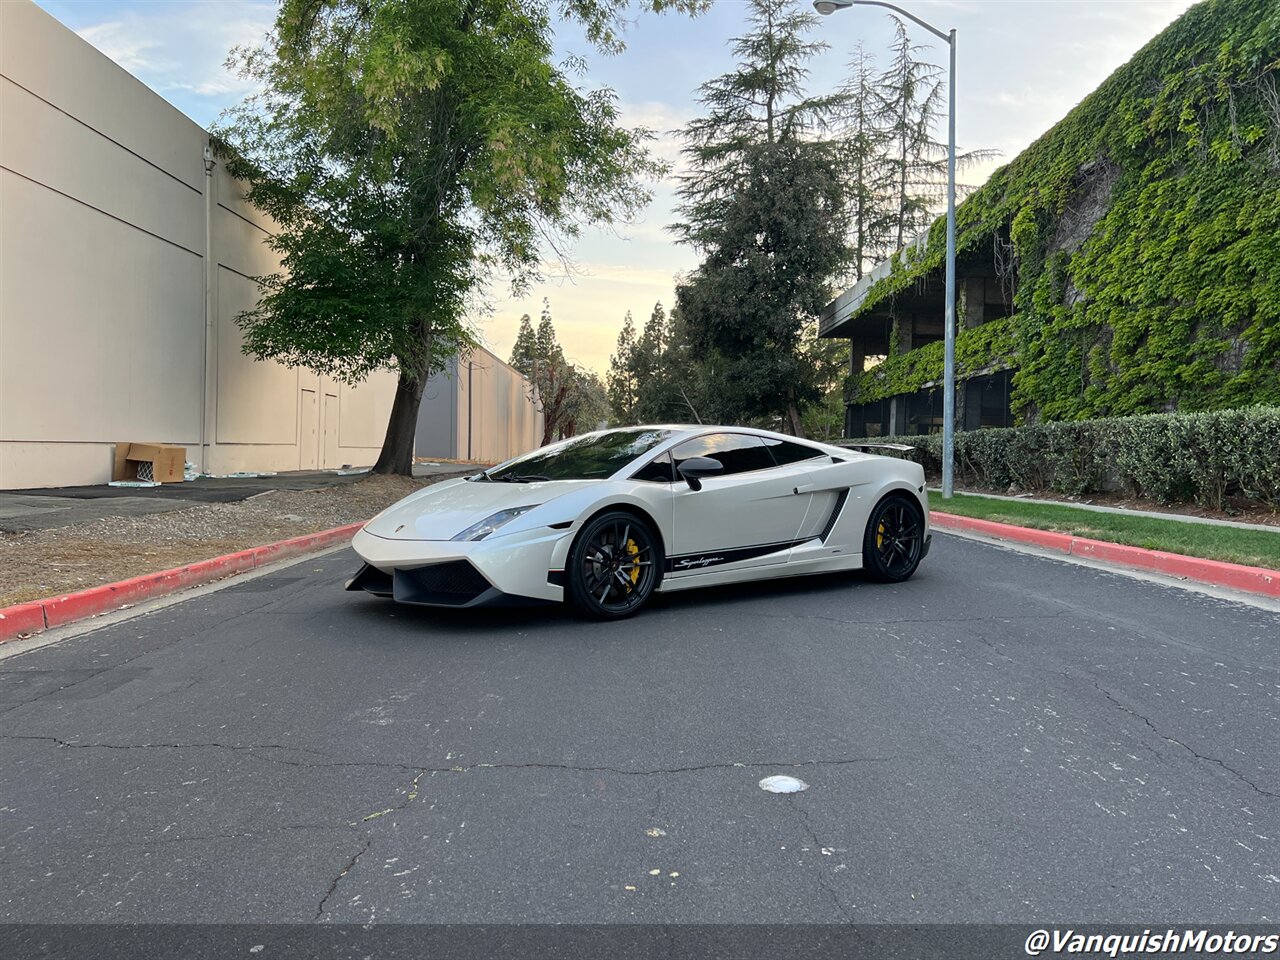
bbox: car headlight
[450,506,537,542]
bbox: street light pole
[814,0,957,498]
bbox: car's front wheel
[566,510,662,620]
[862,494,925,583]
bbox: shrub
[844,406,1280,510]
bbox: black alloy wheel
[566,511,662,620]
[862,494,925,583]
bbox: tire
[862,493,925,583]
[566,510,663,620]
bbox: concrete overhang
[819,230,933,339]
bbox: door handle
[793,483,813,495]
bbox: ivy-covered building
[821,0,1280,438]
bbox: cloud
[75,20,169,73]
[539,261,685,289]
[617,99,695,182]
[70,1,275,125]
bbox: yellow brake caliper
[626,539,641,586]
[876,521,885,550]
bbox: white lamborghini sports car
[347,425,931,620]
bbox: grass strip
[935,493,1280,570]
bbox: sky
[36,0,1198,375]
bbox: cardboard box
[113,443,186,484]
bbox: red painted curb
[250,524,363,567]
[1,522,364,643]
[0,602,47,638]
[932,511,1280,598]
[931,513,1073,554]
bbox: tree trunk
[786,402,806,438]
[785,385,806,439]
[371,366,428,476]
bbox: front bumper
[347,525,572,607]
[345,561,531,608]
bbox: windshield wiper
[496,474,552,483]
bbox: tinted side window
[762,438,826,466]
[671,434,776,477]
[631,451,675,483]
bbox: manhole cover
[758,775,808,794]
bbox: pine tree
[630,302,667,397]
[514,300,610,443]
[617,303,706,425]
[839,42,894,279]
[510,314,538,379]
[606,311,639,424]
[876,17,995,250]
[673,0,852,437]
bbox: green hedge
[846,407,1280,509]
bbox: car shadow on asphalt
[340,568,907,638]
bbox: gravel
[0,473,465,607]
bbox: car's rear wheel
[862,494,925,583]
[566,511,662,620]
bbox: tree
[632,302,668,388]
[636,304,709,424]
[838,42,895,280]
[609,302,706,425]
[799,324,849,439]
[673,0,852,436]
[606,311,639,424]
[876,18,995,250]
[510,314,539,383]
[562,368,610,436]
[218,0,701,475]
[510,300,605,443]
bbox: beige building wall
[454,347,544,463]
[0,0,395,489]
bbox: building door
[322,392,340,469]
[299,388,319,470]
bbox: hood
[363,476,600,541]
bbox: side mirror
[677,456,723,491]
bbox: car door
[668,433,816,576]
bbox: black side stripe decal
[665,538,811,573]
[819,489,850,543]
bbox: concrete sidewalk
[0,463,473,533]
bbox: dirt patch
[0,473,465,608]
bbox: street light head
[813,0,853,14]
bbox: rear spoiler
[836,441,916,453]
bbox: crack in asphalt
[0,735,340,758]
[793,802,852,921]
[319,768,430,922]
[0,735,893,779]
[971,633,1017,664]
[1092,681,1279,800]
[315,837,372,921]
[462,758,895,777]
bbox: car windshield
[483,428,674,482]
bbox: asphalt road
[1,534,1277,926]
